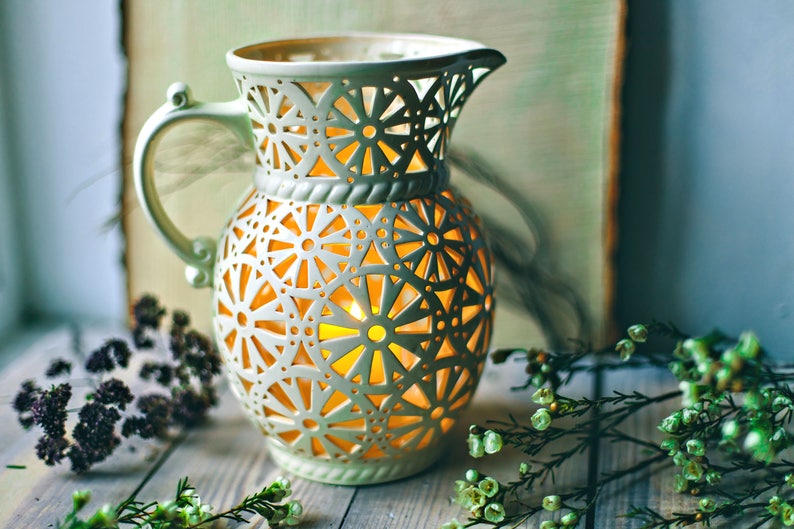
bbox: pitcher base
[266,441,445,486]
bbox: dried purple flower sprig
[12,295,223,473]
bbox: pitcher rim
[226,32,506,77]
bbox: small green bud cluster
[61,476,302,529]
[697,497,717,513]
[536,495,580,528]
[752,389,792,456]
[659,330,794,484]
[257,476,303,526]
[716,386,794,464]
[532,387,556,406]
[84,504,118,527]
[173,486,215,525]
[467,425,504,458]
[614,324,649,361]
[627,323,649,342]
[531,408,552,431]
[448,469,506,524]
[658,400,709,436]
[659,400,723,494]
[668,331,763,402]
[542,495,562,511]
[529,387,559,432]
[768,495,794,526]
[661,431,721,493]
[522,348,562,390]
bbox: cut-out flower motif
[324,84,418,177]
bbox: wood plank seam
[584,367,604,529]
[337,487,360,529]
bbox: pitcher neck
[237,68,470,204]
[231,35,505,205]
[252,160,449,204]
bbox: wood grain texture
[121,0,623,348]
[0,326,597,529]
[0,327,76,527]
[593,368,693,527]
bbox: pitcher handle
[133,82,253,288]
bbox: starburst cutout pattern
[214,188,494,467]
[232,58,494,203]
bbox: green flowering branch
[56,476,303,528]
[443,324,794,529]
[473,390,681,498]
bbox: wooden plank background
[594,368,691,527]
[121,0,624,349]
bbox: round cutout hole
[367,324,387,342]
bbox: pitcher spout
[458,46,507,88]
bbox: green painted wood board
[121,0,624,348]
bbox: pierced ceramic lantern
[133,33,505,485]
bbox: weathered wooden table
[1,325,696,528]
